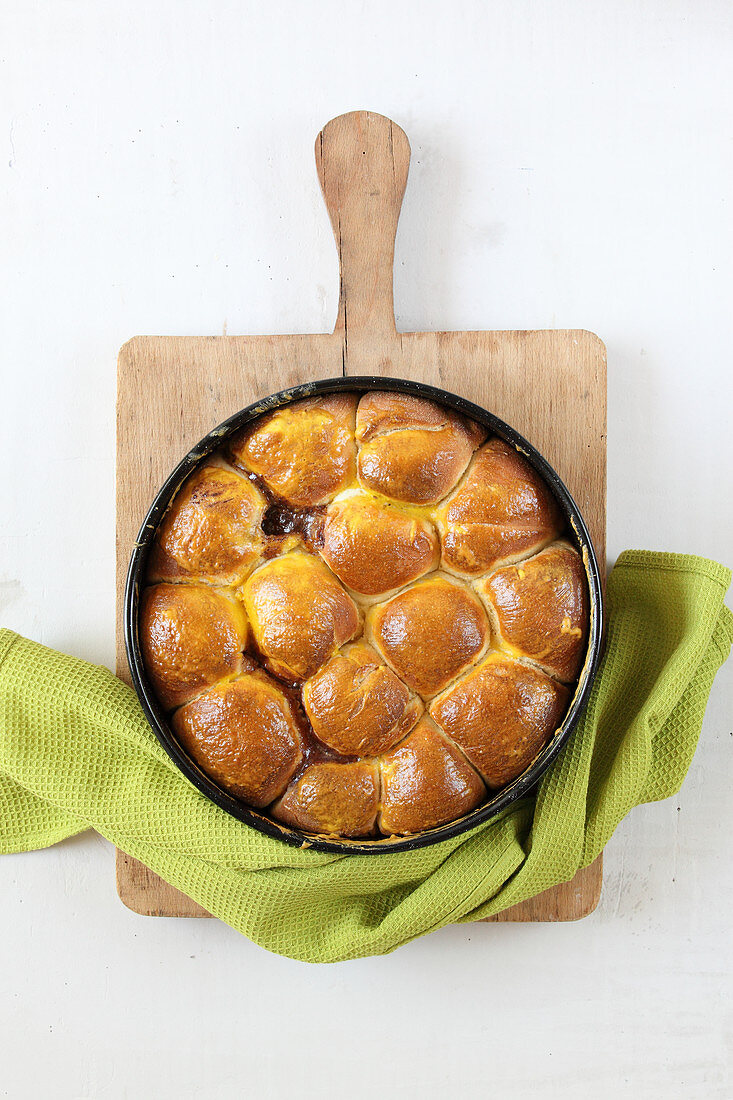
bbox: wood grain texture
[116,110,606,924]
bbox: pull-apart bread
[140,391,589,838]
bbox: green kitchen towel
[0,551,730,963]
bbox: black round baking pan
[124,376,604,854]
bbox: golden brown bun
[320,491,439,597]
[378,718,485,835]
[140,583,248,710]
[302,642,423,756]
[355,391,486,505]
[147,464,265,585]
[476,542,588,682]
[139,392,592,840]
[271,761,380,837]
[437,438,562,576]
[367,575,489,698]
[172,670,303,806]
[228,394,357,507]
[242,551,361,681]
[430,653,569,789]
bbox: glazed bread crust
[172,669,303,807]
[378,718,485,835]
[271,760,380,837]
[147,463,266,585]
[367,575,490,698]
[302,642,423,756]
[140,391,590,839]
[436,438,562,577]
[430,654,569,790]
[242,551,361,682]
[321,491,439,597]
[140,583,249,710]
[228,393,357,507]
[356,391,486,505]
[475,541,589,682]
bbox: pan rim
[124,375,604,855]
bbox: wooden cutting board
[116,111,606,923]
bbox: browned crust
[430,654,569,789]
[271,760,380,837]
[476,542,588,681]
[172,671,303,806]
[378,718,485,835]
[321,492,439,596]
[367,575,490,698]
[147,464,266,585]
[437,438,563,576]
[302,641,422,756]
[139,583,248,710]
[355,392,486,505]
[228,394,357,507]
[242,551,361,681]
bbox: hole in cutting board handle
[315,111,410,346]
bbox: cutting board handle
[316,111,410,345]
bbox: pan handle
[315,111,410,346]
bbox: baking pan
[124,375,604,854]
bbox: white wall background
[1,2,732,1096]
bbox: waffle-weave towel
[0,551,730,962]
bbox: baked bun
[242,551,361,681]
[356,392,485,504]
[321,491,439,597]
[172,668,303,806]
[437,438,562,576]
[228,393,357,507]
[271,761,380,837]
[476,541,588,682]
[367,575,489,698]
[378,718,485,835]
[302,642,423,756]
[430,654,569,789]
[140,389,591,841]
[140,583,248,710]
[147,463,266,585]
